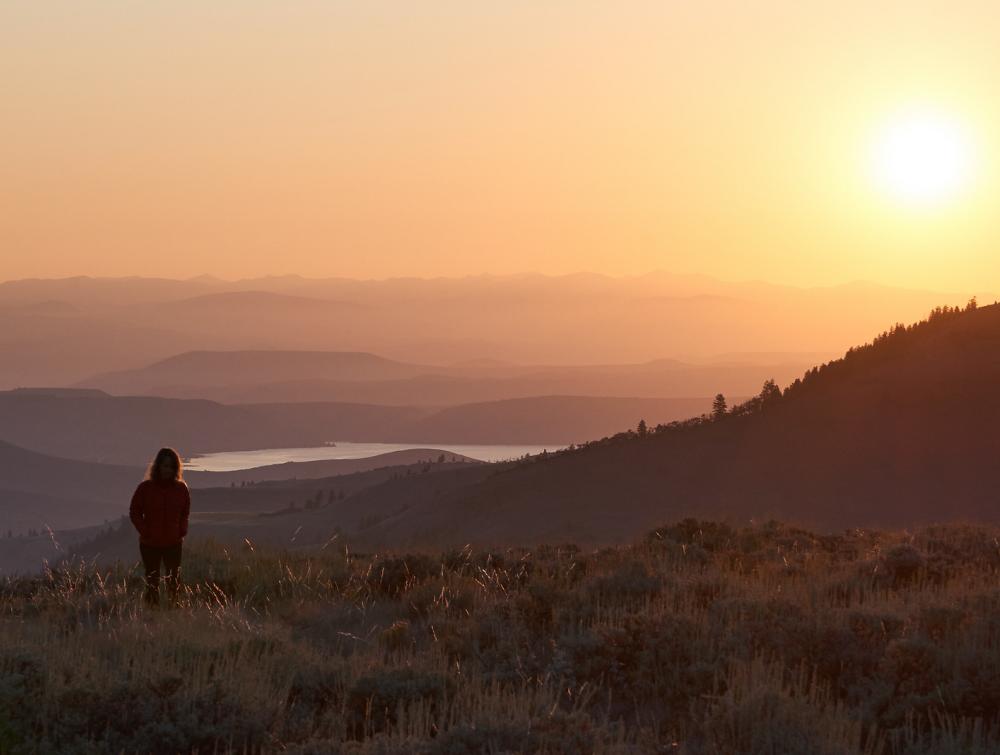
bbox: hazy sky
[2,2,998,289]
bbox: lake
[185,441,563,472]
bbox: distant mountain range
[75,349,785,406]
[0,272,983,389]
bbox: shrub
[286,666,346,729]
[653,519,736,553]
[0,650,45,748]
[585,561,661,605]
[881,544,925,587]
[367,556,439,598]
[346,669,455,737]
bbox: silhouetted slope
[0,442,140,534]
[0,488,112,535]
[355,302,1000,547]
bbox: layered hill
[347,301,1000,547]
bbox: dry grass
[1,519,999,754]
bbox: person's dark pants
[140,543,182,607]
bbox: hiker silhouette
[129,447,191,607]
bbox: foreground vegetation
[1,520,999,754]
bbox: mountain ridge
[1,272,984,386]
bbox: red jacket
[129,479,191,547]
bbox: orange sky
[1,2,998,290]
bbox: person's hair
[146,447,184,482]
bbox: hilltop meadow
[2,519,999,754]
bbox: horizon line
[0,269,988,298]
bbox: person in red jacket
[129,447,191,607]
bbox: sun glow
[870,109,976,208]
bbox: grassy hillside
[2,520,998,753]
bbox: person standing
[129,447,191,607]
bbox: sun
[869,108,975,208]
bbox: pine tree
[760,379,781,404]
[712,393,728,419]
